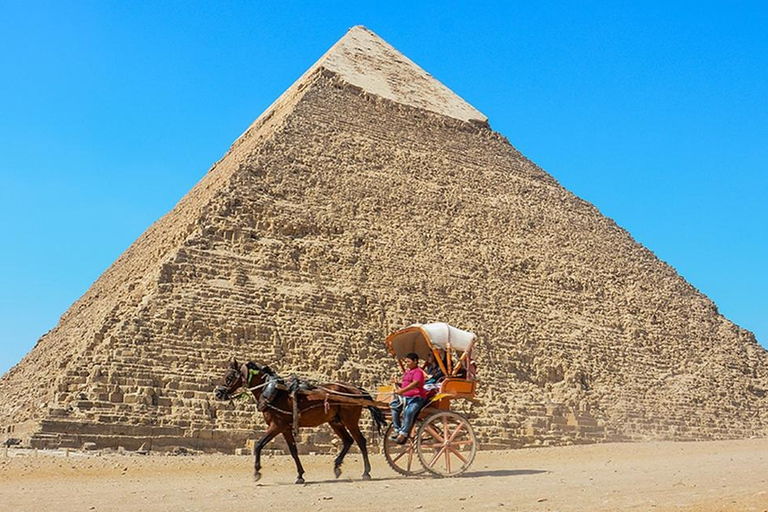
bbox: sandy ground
[1,439,767,512]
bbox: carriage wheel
[415,411,477,477]
[383,423,426,476]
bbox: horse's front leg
[253,423,282,482]
[282,430,305,484]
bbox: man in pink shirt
[390,352,428,444]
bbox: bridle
[214,363,269,403]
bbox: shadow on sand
[263,468,548,486]
[462,468,548,478]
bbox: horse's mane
[247,361,276,377]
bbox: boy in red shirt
[390,352,428,444]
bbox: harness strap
[291,389,300,437]
[267,400,346,416]
[313,385,367,398]
[265,402,292,415]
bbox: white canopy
[421,323,475,351]
[386,322,476,360]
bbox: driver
[389,352,428,444]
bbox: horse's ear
[262,365,273,375]
[232,358,239,369]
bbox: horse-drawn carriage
[379,322,479,477]
[214,322,479,482]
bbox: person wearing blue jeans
[389,352,428,444]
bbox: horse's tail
[360,389,387,435]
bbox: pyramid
[2,26,766,452]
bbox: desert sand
[1,439,767,512]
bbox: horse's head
[214,359,245,401]
[214,359,269,401]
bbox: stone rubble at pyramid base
[17,400,760,454]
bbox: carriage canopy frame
[385,322,476,379]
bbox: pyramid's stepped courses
[1,27,767,452]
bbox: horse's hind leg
[253,423,281,482]
[345,415,372,480]
[329,421,353,478]
[282,430,305,484]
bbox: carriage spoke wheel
[416,411,477,477]
[383,423,426,476]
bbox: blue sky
[0,1,766,375]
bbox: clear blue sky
[1,1,766,375]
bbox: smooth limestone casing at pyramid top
[1,26,767,453]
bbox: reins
[231,379,367,414]
[313,384,369,398]
[228,365,372,416]
[230,381,269,401]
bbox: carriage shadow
[462,468,548,478]
[263,468,548,486]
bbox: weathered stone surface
[0,26,766,452]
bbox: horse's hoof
[334,466,342,479]
[295,477,305,484]
[362,473,372,481]
[254,471,262,482]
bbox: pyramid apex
[311,26,487,124]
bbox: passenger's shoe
[395,434,408,445]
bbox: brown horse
[214,360,386,483]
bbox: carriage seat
[438,377,476,398]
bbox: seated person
[422,349,446,392]
[389,352,427,444]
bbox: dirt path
[1,439,767,511]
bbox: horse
[214,360,387,483]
